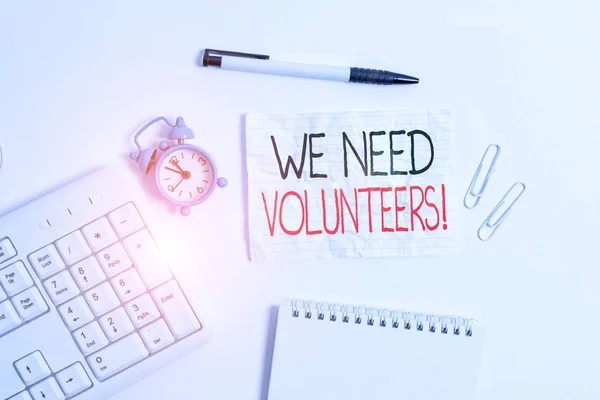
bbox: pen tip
[392,74,419,84]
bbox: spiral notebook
[267,300,484,400]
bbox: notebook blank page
[268,306,483,400]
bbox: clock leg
[180,206,191,217]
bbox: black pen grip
[349,68,395,85]
[349,67,418,85]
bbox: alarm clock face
[156,144,217,206]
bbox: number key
[70,257,105,291]
[125,294,160,328]
[97,243,133,277]
[58,296,94,330]
[43,270,80,305]
[84,282,120,316]
[99,307,134,341]
[86,333,148,381]
[111,268,146,302]
[73,321,109,355]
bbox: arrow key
[14,351,51,385]
[29,377,65,400]
[56,362,92,398]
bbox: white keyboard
[0,168,209,400]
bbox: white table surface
[1,1,599,399]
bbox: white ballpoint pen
[201,48,419,85]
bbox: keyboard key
[28,245,65,280]
[125,293,160,328]
[11,287,49,322]
[14,351,51,385]
[96,242,133,277]
[8,391,33,400]
[111,268,145,302]
[82,217,118,252]
[123,230,171,289]
[55,362,92,397]
[70,257,106,291]
[85,282,120,316]
[152,280,200,339]
[58,296,94,330]
[55,231,91,265]
[73,321,109,355]
[0,300,22,335]
[0,236,17,265]
[87,333,149,381]
[140,319,175,353]
[108,203,144,238]
[0,261,34,296]
[43,271,80,305]
[99,307,134,341]
[29,377,65,400]
[0,285,5,301]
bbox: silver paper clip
[464,144,501,209]
[478,182,526,241]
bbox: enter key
[151,280,201,339]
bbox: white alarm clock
[130,116,227,216]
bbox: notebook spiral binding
[289,300,475,337]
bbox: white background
[0,1,598,399]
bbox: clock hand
[171,177,184,191]
[172,160,185,174]
[172,159,192,179]
[165,166,183,175]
